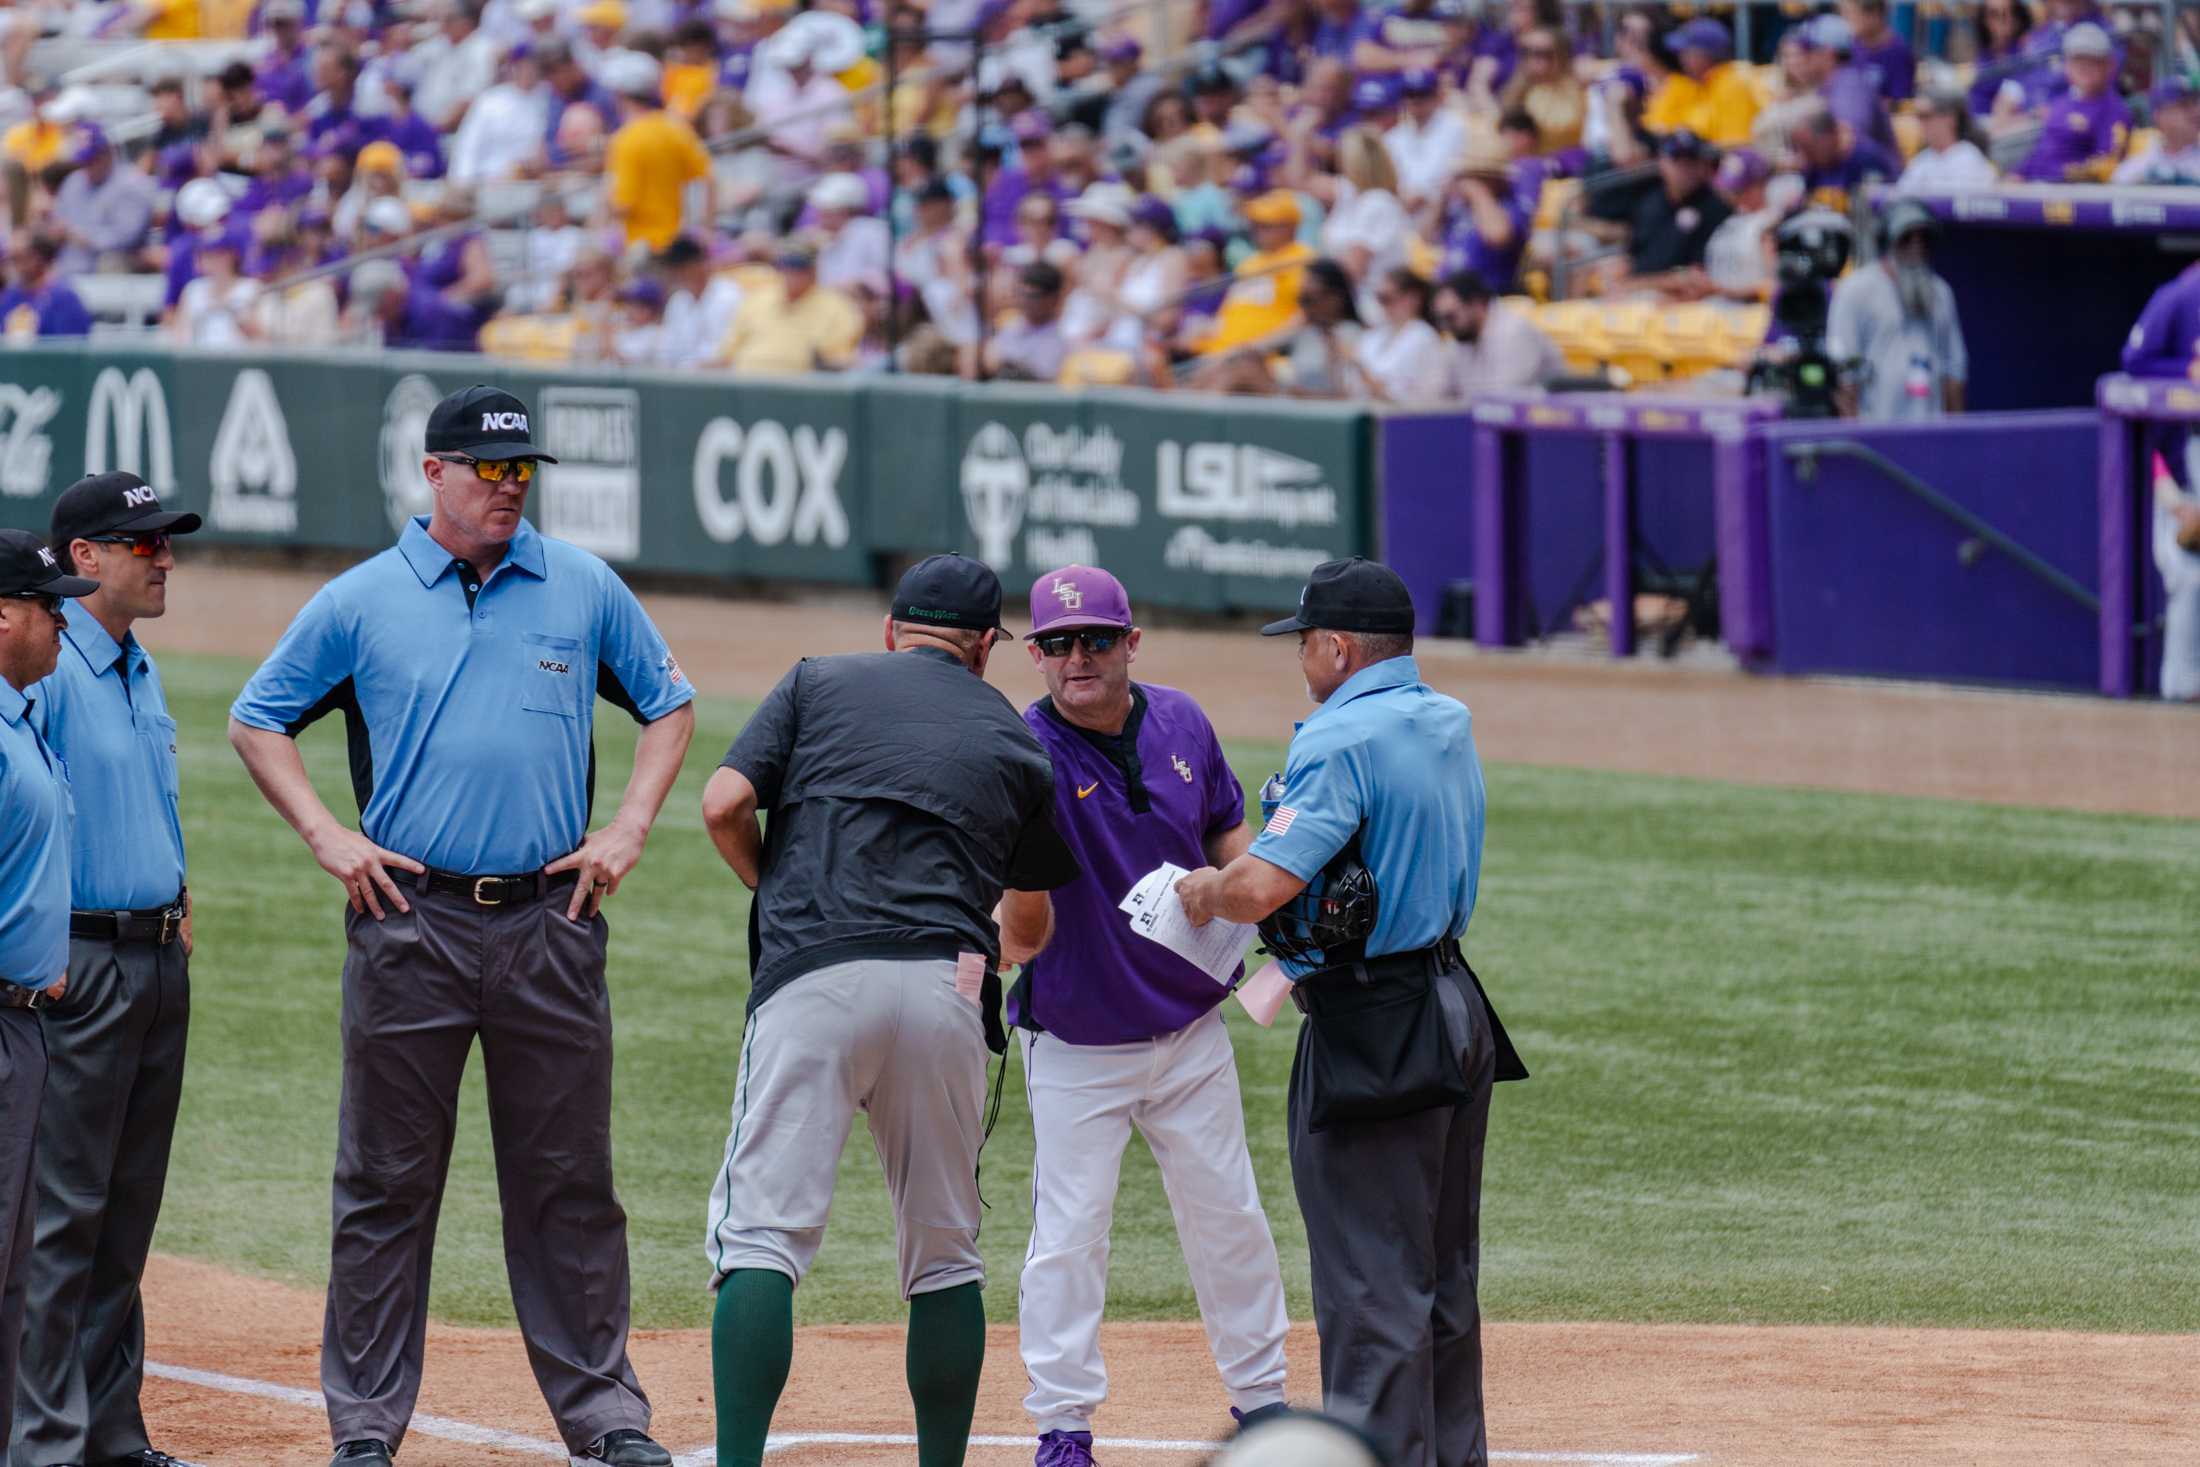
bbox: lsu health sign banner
[0,346,1373,613]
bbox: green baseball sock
[906,1282,986,1467]
[713,1269,795,1467]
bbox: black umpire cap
[50,471,203,549]
[0,529,100,599]
[1261,556,1416,636]
[424,385,558,462]
[891,553,1013,635]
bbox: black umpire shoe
[1231,1402,1294,1434]
[330,1441,393,1467]
[577,1430,672,1466]
[100,1453,194,1467]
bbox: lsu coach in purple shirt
[996,566,1290,1467]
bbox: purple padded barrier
[2095,374,2192,697]
[1762,411,2101,689]
[1468,394,1782,663]
[1376,410,1476,636]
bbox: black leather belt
[0,983,51,1010]
[413,867,580,906]
[1288,941,1461,1014]
[71,900,187,946]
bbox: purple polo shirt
[2018,87,2131,181]
[1309,14,1371,61]
[1205,0,1265,41]
[1800,137,1899,211]
[1849,32,1916,102]
[0,282,92,337]
[373,112,446,179]
[1441,186,1529,290]
[234,167,314,217]
[1007,683,1248,1046]
[2122,263,2200,380]
[981,167,1064,247]
[257,49,314,113]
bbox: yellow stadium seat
[1722,305,1772,368]
[1598,300,1666,384]
[1059,350,1137,387]
[1651,303,1730,378]
[480,314,585,364]
[1535,298,1610,376]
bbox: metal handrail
[1783,437,2100,613]
[1551,160,1654,301]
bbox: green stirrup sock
[906,1282,987,1467]
[713,1269,795,1467]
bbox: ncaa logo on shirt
[1051,578,1082,610]
[537,658,572,675]
[482,411,530,433]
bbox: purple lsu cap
[1028,564,1133,637]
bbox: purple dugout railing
[1463,393,1785,663]
[2096,374,2190,698]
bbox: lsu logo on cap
[481,411,530,432]
[1052,578,1082,610]
[122,486,158,509]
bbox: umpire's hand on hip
[545,815,649,921]
[308,822,428,919]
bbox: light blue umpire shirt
[29,615,186,912]
[1247,655,1486,981]
[0,673,72,987]
[229,516,695,876]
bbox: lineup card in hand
[1119,862,1256,987]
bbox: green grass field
[151,652,2200,1335]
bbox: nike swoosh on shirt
[1076,782,1100,799]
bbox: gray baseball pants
[325,885,649,1455]
[1288,966,1499,1467]
[0,1008,45,1463]
[10,936,187,1467]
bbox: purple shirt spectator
[0,280,92,337]
[306,97,376,157]
[373,110,446,180]
[1848,32,1916,103]
[1801,135,1901,208]
[1825,65,1898,153]
[392,287,489,351]
[1310,12,1373,61]
[2018,86,2131,181]
[1440,187,1529,292]
[234,168,315,218]
[2122,263,2200,380]
[258,48,314,113]
[545,82,619,163]
[1205,0,1265,41]
[415,232,479,292]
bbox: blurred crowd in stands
[0,0,2193,410]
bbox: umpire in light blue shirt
[15,473,200,1467]
[0,530,99,1461]
[228,386,695,1467]
[1177,557,1527,1467]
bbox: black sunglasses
[1034,629,1124,658]
[3,591,62,615]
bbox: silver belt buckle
[159,907,179,945]
[472,877,504,906]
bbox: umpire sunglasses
[1033,629,1125,658]
[438,455,539,484]
[87,532,173,558]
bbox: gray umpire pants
[0,1008,46,1463]
[11,936,188,1467]
[325,884,649,1455]
[1288,967,1498,1467]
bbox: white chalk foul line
[150,1359,1698,1467]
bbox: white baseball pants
[1017,1006,1290,1434]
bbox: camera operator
[1826,199,1967,421]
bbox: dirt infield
[137,563,2194,1465]
[141,1255,2199,1467]
[175,562,2195,818]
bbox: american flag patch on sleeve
[1264,806,1297,837]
